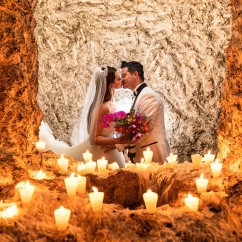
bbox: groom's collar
[133,82,147,96]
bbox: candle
[57,155,68,172]
[54,206,71,231]
[77,162,86,172]
[85,160,96,173]
[83,150,93,163]
[19,180,35,204]
[143,147,153,163]
[136,158,149,171]
[109,162,120,170]
[166,153,178,165]
[195,173,208,193]
[35,140,46,152]
[210,158,223,178]
[204,150,215,165]
[77,175,86,195]
[64,172,78,196]
[191,154,202,167]
[0,204,18,218]
[143,189,158,214]
[97,157,108,171]
[184,194,199,212]
[125,160,134,168]
[34,170,46,180]
[89,187,104,212]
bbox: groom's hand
[101,144,116,153]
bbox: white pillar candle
[57,155,68,172]
[143,189,158,214]
[54,206,71,231]
[191,154,202,167]
[77,162,86,172]
[0,204,18,218]
[83,150,93,163]
[64,172,78,196]
[195,173,208,193]
[143,147,153,163]
[89,187,104,212]
[136,158,149,171]
[166,153,178,164]
[85,160,96,173]
[34,170,46,180]
[19,180,34,204]
[204,150,215,165]
[35,140,46,152]
[125,160,134,168]
[77,175,86,195]
[210,158,223,178]
[97,157,108,171]
[184,194,199,212]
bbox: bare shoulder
[99,102,109,114]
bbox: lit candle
[195,173,208,193]
[191,154,202,167]
[97,157,108,171]
[204,150,215,165]
[85,160,96,173]
[143,189,158,214]
[35,140,46,152]
[0,204,18,218]
[54,206,71,231]
[34,170,46,180]
[125,160,134,168]
[77,162,86,172]
[88,187,104,212]
[210,158,223,178]
[19,180,35,204]
[109,162,120,170]
[64,172,78,196]
[83,150,93,163]
[184,194,199,212]
[77,175,86,195]
[136,158,149,171]
[143,147,153,163]
[166,153,178,165]
[57,155,68,172]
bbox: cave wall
[0,0,42,159]
[218,0,242,171]
[34,0,231,161]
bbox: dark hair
[102,66,117,102]
[120,61,144,82]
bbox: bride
[40,66,132,168]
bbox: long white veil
[70,67,107,146]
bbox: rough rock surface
[34,0,231,161]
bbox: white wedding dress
[39,88,133,168]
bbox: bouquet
[102,109,153,142]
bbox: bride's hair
[70,66,117,146]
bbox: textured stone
[34,0,231,162]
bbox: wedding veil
[70,67,107,146]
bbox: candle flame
[26,180,30,188]
[102,157,105,160]
[170,153,173,156]
[77,174,84,180]
[188,194,193,198]
[147,189,152,193]
[36,170,46,179]
[86,150,89,154]
[200,173,204,179]
[128,160,131,164]
[70,172,75,178]
[92,186,98,193]
[141,158,144,163]
[61,154,64,159]
[215,158,219,163]
[208,150,211,155]
[147,147,150,151]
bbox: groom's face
[121,67,136,91]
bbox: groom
[117,61,170,164]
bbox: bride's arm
[92,103,123,146]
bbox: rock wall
[218,0,242,172]
[34,0,231,161]
[0,0,42,159]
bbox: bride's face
[113,71,122,89]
